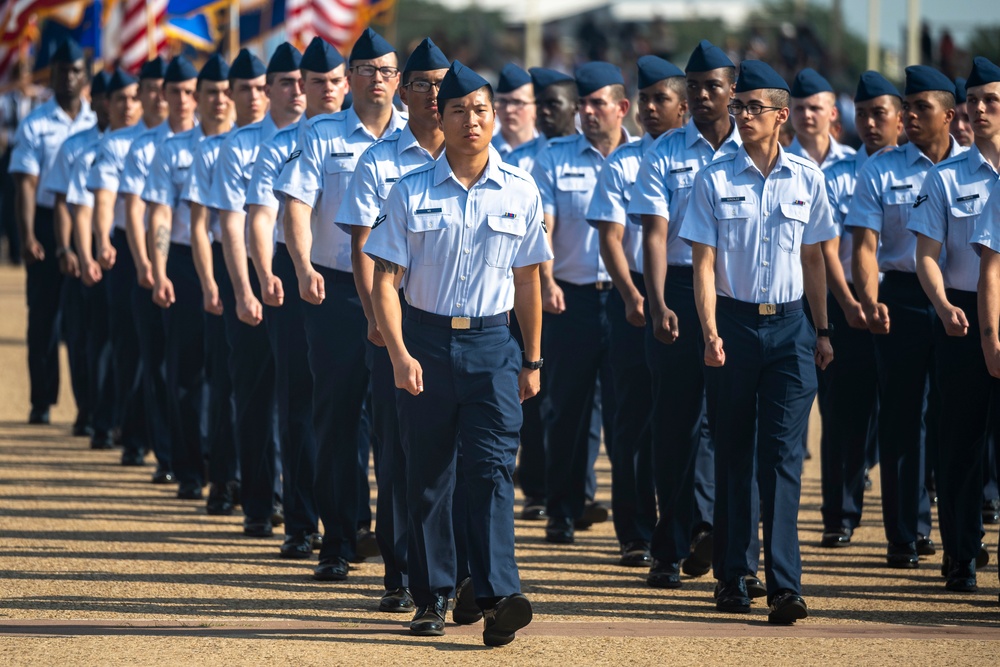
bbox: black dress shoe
[619,541,652,567]
[647,561,682,589]
[314,557,349,582]
[682,530,712,577]
[945,559,977,592]
[715,577,751,613]
[520,497,547,521]
[379,587,415,613]
[120,450,147,466]
[453,577,483,624]
[886,542,919,568]
[410,595,448,636]
[206,483,235,516]
[271,502,285,527]
[152,468,176,484]
[29,408,51,425]
[821,527,852,548]
[244,518,274,537]
[90,432,115,450]
[545,517,574,544]
[575,501,609,529]
[280,532,313,559]
[311,533,323,550]
[942,546,990,578]
[916,534,936,556]
[483,593,532,647]
[744,575,767,599]
[177,482,204,500]
[983,499,1000,525]
[354,527,380,562]
[768,590,808,625]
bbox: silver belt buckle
[758,303,777,315]
[451,317,471,330]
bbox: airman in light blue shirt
[787,68,856,170]
[505,67,577,173]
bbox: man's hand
[137,261,154,289]
[81,259,103,286]
[58,251,81,279]
[518,368,541,402]
[652,306,679,344]
[704,335,725,367]
[541,280,565,314]
[393,354,423,396]
[625,292,646,327]
[367,319,385,347]
[939,304,969,337]
[864,302,891,334]
[237,294,264,326]
[202,282,223,316]
[96,241,117,270]
[298,267,325,305]
[843,299,867,330]
[22,237,44,264]
[261,274,284,307]
[815,337,834,370]
[153,278,175,309]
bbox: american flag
[286,0,367,52]
[0,0,66,83]
[118,0,167,74]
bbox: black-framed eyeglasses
[404,80,442,93]
[728,102,783,116]
[351,65,400,79]
[495,99,535,110]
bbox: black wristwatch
[522,357,544,370]
[817,324,834,338]
[55,246,70,259]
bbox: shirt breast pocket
[324,155,356,194]
[715,202,754,252]
[556,174,594,210]
[882,188,916,232]
[173,158,193,205]
[485,215,527,269]
[668,170,695,193]
[377,180,397,201]
[407,213,450,266]
[949,198,985,244]
[777,202,810,253]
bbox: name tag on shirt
[890,184,912,190]
[415,208,443,215]
[669,166,693,174]
[956,194,980,202]
[720,196,745,203]
[330,152,353,158]
[562,171,586,178]
[385,177,398,183]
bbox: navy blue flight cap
[52,37,84,64]
[637,55,684,89]
[575,61,624,97]
[791,68,834,98]
[736,60,790,93]
[967,56,1000,90]
[164,56,198,83]
[404,37,449,74]
[529,67,573,95]
[437,60,491,105]
[904,65,956,97]
[349,27,395,63]
[686,39,733,73]
[107,68,138,95]
[954,78,967,104]
[497,63,531,93]
[267,42,301,75]
[91,71,112,96]
[301,37,344,73]
[139,56,167,81]
[855,70,900,102]
[230,48,266,80]
[199,54,230,83]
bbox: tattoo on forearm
[155,225,170,258]
[986,326,996,339]
[373,257,400,274]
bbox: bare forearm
[283,198,315,275]
[93,190,116,249]
[247,205,276,284]
[219,210,252,297]
[370,261,407,363]
[54,196,73,250]
[978,251,1000,344]
[821,237,854,312]
[72,203,95,262]
[125,194,150,267]
[350,227,377,322]
[188,203,215,290]
[147,204,172,279]
[802,245,829,329]
[642,215,669,313]
[851,229,881,308]
[598,223,639,300]
[15,174,38,242]
[915,236,950,315]
[513,266,543,360]
[692,244,718,341]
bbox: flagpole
[228,0,239,58]
[147,1,156,60]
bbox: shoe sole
[681,559,711,577]
[483,596,533,647]
[768,601,808,625]
[744,578,767,599]
[647,576,682,589]
[379,602,416,613]
[945,581,978,593]
[279,549,313,560]
[313,571,348,582]
[410,625,445,637]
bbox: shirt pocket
[777,201,810,253]
[715,201,754,252]
[882,187,916,235]
[377,178,398,201]
[324,154,356,198]
[407,212,450,266]
[485,214,527,269]
[172,157,193,207]
[948,197,985,245]
[555,173,594,211]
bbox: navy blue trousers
[706,300,816,599]
[302,266,368,562]
[934,289,998,563]
[607,274,656,545]
[61,278,90,426]
[109,229,148,455]
[396,315,522,606]
[63,274,117,433]
[203,250,237,489]
[819,288,877,533]
[25,206,62,411]
[874,271,935,545]
[132,277,172,471]
[542,281,616,520]
[510,311,546,500]
[164,244,207,486]
[214,243,277,521]
[265,243,317,537]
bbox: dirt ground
[0,264,997,665]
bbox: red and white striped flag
[286,0,366,53]
[118,0,167,74]
[0,0,61,83]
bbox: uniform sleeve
[210,138,250,213]
[971,179,1000,254]
[824,165,846,228]
[245,141,285,210]
[9,118,41,176]
[42,140,74,195]
[274,125,322,208]
[142,145,173,206]
[906,169,948,244]
[88,139,122,193]
[677,168,718,247]
[182,142,214,207]
[803,170,838,245]
[531,147,557,216]
[363,178,410,268]
[512,183,555,267]
[120,140,149,196]
[585,154,628,228]
[627,147,670,221]
[65,153,95,208]
[844,159,884,233]
[335,144,381,232]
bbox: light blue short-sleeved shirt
[275,106,407,273]
[87,123,148,231]
[65,142,101,210]
[492,128,538,161]
[844,139,966,273]
[505,134,549,174]
[246,118,301,245]
[788,135,856,170]
[42,125,102,202]
[10,98,96,208]
[364,146,553,318]
[335,124,436,234]
[533,131,635,285]
[909,144,999,292]
[971,177,1000,257]
[120,121,186,198]
[209,114,280,217]
[679,145,838,304]
[585,133,655,274]
[824,147,873,284]
[142,126,206,246]
[182,130,229,240]
[628,119,742,268]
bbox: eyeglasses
[728,102,783,116]
[351,65,400,79]
[496,99,535,110]
[404,80,441,93]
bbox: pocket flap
[407,212,449,233]
[779,201,810,223]
[487,214,527,236]
[324,155,355,173]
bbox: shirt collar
[433,144,505,188]
[345,105,406,141]
[733,143,792,176]
[49,98,93,125]
[396,124,420,156]
[964,143,998,176]
[578,127,631,156]
[685,117,740,150]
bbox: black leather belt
[717,295,803,316]
[407,307,508,330]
